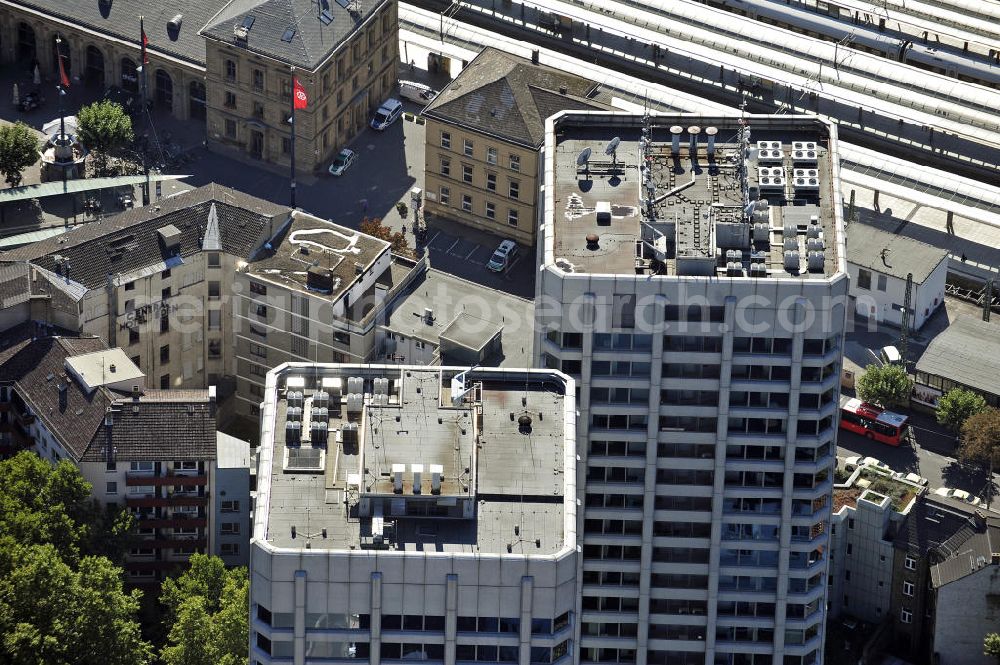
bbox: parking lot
[419,224,533,298]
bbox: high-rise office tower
[534,112,848,665]
[251,364,578,664]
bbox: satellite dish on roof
[576,147,592,167]
[605,136,621,165]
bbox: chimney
[392,463,405,493]
[132,385,140,402]
[411,464,424,495]
[430,464,443,495]
[531,49,539,65]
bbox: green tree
[161,555,249,665]
[936,388,988,433]
[161,597,214,665]
[0,452,149,664]
[77,100,134,173]
[0,121,39,187]
[985,632,1000,665]
[0,544,152,665]
[856,363,912,408]
[0,452,97,562]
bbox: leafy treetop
[936,387,988,433]
[0,121,39,187]
[856,363,912,408]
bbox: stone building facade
[201,0,398,173]
[0,1,216,122]
[422,48,609,247]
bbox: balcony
[126,473,207,486]
[138,518,207,529]
[126,495,208,508]
[134,538,207,550]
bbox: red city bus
[839,397,909,446]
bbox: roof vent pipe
[688,125,701,154]
[705,126,718,156]
[670,125,683,155]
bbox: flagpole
[55,35,66,188]
[140,16,150,206]
[290,66,296,209]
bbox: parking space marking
[446,238,460,253]
[503,254,524,279]
[427,230,441,245]
[465,245,480,260]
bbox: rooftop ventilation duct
[306,266,334,293]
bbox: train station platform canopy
[0,174,186,205]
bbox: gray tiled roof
[0,184,289,290]
[422,48,610,148]
[916,316,1000,397]
[0,336,217,462]
[847,223,947,284]
[81,391,217,462]
[931,518,999,588]
[893,495,977,555]
[9,0,228,66]
[201,0,389,70]
[0,336,113,461]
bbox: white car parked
[891,471,929,486]
[933,487,983,506]
[844,455,892,474]
[327,148,357,176]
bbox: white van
[487,240,518,272]
[399,80,438,105]
[879,345,902,365]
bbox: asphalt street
[838,311,999,508]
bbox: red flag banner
[58,53,70,88]
[293,78,308,110]
[141,26,149,64]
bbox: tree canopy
[985,632,1000,665]
[958,408,1000,468]
[360,216,409,255]
[856,363,912,408]
[0,121,39,187]
[77,100,134,171]
[936,388,988,433]
[0,452,150,665]
[160,554,248,665]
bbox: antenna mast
[738,101,752,221]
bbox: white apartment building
[250,363,577,664]
[534,112,849,665]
